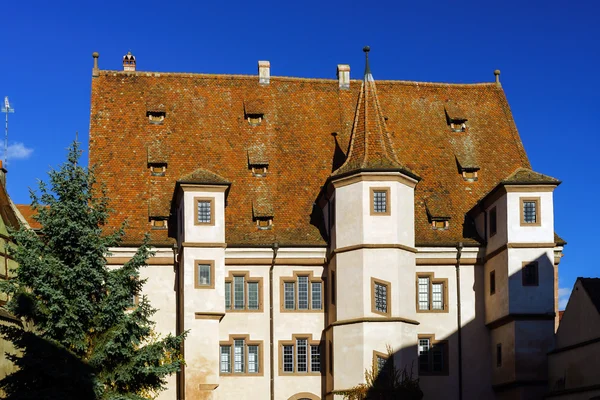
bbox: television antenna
[1,97,14,165]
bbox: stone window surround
[194,196,215,226]
[520,196,541,227]
[418,334,449,376]
[278,333,321,376]
[194,260,215,289]
[219,334,264,376]
[370,187,391,216]
[225,270,264,312]
[416,273,449,313]
[372,350,391,376]
[371,277,391,317]
[279,270,324,313]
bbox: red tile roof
[89,69,534,247]
[15,204,41,230]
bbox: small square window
[149,164,166,177]
[150,218,167,230]
[370,187,391,216]
[194,261,214,289]
[520,197,541,226]
[522,261,539,286]
[147,111,166,124]
[194,197,214,225]
[432,220,449,230]
[247,115,263,126]
[256,218,273,230]
[371,278,390,316]
[251,166,267,177]
[461,170,478,182]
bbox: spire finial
[363,46,372,80]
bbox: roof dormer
[426,196,451,230]
[444,101,467,132]
[247,144,269,177]
[455,153,480,182]
[244,99,265,126]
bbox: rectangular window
[522,262,539,286]
[331,272,336,306]
[374,282,388,314]
[225,282,232,309]
[283,345,294,372]
[310,345,321,372]
[284,282,295,310]
[234,276,245,310]
[220,345,231,373]
[298,276,309,310]
[496,343,502,367]
[520,197,541,226]
[248,282,259,310]
[490,207,497,237]
[376,355,386,376]
[234,339,245,373]
[248,345,259,373]
[297,339,307,372]
[370,187,391,215]
[417,274,447,312]
[194,260,214,289]
[195,198,214,225]
[419,336,448,375]
[311,282,322,310]
[490,270,496,295]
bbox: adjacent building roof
[15,205,42,230]
[579,278,600,315]
[89,60,536,247]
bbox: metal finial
[363,46,370,53]
[494,69,501,86]
[363,46,372,79]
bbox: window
[328,340,333,374]
[490,270,496,295]
[150,217,167,230]
[149,163,166,176]
[520,197,541,226]
[220,335,263,375]
[370,187,391,216]
[522,261,539,286]
[280,272,323,312]
[279,335,321,375]
[373,350,391,377]
[194,260,214,289]
[147,111,165,124]
[251,165,268,177]
[418,335,448,375]
[247,114,263,126]
[450,121,466,132]
[194,197,214,225]
[256,217,273,230]
[496,343,502,367]
[371,278,391,317]
[489,207,497,237]
[331,271,336,306]
[224,271,263,312]
[417,274,448,312]
[461,170,478,182]
[431,220,449,230]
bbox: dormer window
[149,163,167,177]
[431,220,449,230]
[455,155,479,182]
[147,111,166,124]
[247,145,269,177]
[251,165,268,177]
[444,101,467,132]
[247,114,263,126]
[461,170,478,182]
[150,217,168,230]
[426,197,450,230]
[244,99,265,127]
[252,198,274,230]
[256,217,273,230]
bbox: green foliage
[0,142,185,400]
[336,345,423,400]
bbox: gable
[89,71,531,247]
[556,280,600,349]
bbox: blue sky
[1,0,597,308]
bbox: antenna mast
[1,97,14,165]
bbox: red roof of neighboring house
[15,205,42,230]
[89,66,536,247]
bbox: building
[87,49,566,400]
[547,278,600,399]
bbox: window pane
[234,276,245,309]
[248,282,259,310]
[298,276,309,310]
[311,282,322,310]
[523,263,538,285]
[225,282,231,310]
[248,345,259,373]
[432,345,444,372]
[418,277,430,310]
[432,283,443,310]
[198,264,211,286]
[297,339,307,372]
[283,345,294,372]
[376,355,387,376]
[284,282,295,310]
[220,345,231,373]
[234,339,245,373]
[418,339,430,372]
[523,201,537,223]
[373,190,387,213]
[197,200,211,223]
[310,345,321,372]
[374,282,387,313]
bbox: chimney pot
[337,64,350,89]
[258,61,270,85]
[123,51,136,72]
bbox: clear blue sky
[1,0,598,307]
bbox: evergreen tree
[0,142,185,400]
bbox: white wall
[182,189,226,244]
[507,248,554,315]
[506,191,554,244]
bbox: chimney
[337,64,350,89]
[92,52,99,77]
[123,51,136,72]
[0,161,7,187]
[494,69,501,87]
[258,61,270,84]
